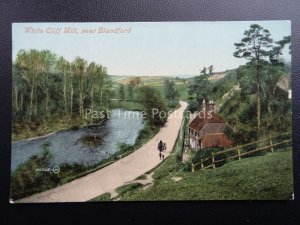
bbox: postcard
[10,21,293,202]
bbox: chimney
[207,100,215,112]
[201,99,206,111]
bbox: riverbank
[12,114,106,142]
[15,101,187,202]
[11,118,159,200]
[12,100,146,142]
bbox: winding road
[16,101,187,203]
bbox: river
[11,109,144,172]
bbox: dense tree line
[13,49,113,126]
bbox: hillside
[115,76,169,85]
[114,149,293,200]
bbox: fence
[192,132,292,172]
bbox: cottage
[188,100,233,150]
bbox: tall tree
[164,79,179,107]
[119,84,125,99]
[16,49,46,118]
[127,84,134,99]
[57,56,70,114]
[72,57,86,117]
[42,50,57,117]
[208,65,214,76]
[188,72,212,112]
[233,24,273,133]
[87,62,97,113]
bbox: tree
[129,77,141,88]
[233,24,273,133]
[16,49,46,118]
[138,86,168,126]
[200,67,207,75]
[188,73,212,112]
[42,50,57,117]
[87,62,97,113]
[208,65,214,76]
[269,35,291,64]
[127,84,134,99]
[119,84,125,99]
[164,79,179,107]
[57,56,70,114]
[72,57,86,117]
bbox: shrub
[10,141,61,200]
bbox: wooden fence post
[237,146,241,160]
[212,152,215,169]
[192,163,195,172]
[269,135,274,152]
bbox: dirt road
[17,101,187,202]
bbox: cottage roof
[198,123,231,140]
[201,133,233,148]
[188,112,225,132]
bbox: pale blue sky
[12,21,291,76]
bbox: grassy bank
[114,148,293,200]
[109,100,144,111]
[13,115,79,141]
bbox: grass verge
[118,148,293,200]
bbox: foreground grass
[89,192,112,202]
[118,149,293,200]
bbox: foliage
[116,183,143,196]
[13,49,113,139]
[138,86,168,126]
[187,74,212,112]
[79,134,103,147]
[118,84,125,99]
[89,192,111,201]
[163,79,179,108]
[10,142,60,200]
[233,24,291,133]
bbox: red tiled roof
[201,133,233,148]
[198,123,231,140]
[188,112,225,131]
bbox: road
[16,101,187,203]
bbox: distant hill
[110,70,235,87]
[109,75,130,81]
[114,76,170,85]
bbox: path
[16,101,187,203]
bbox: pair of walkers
[157,140,167,160]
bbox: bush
[10,141,61,200]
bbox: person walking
[158,140,163,159]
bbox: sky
[12,21,291,76]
